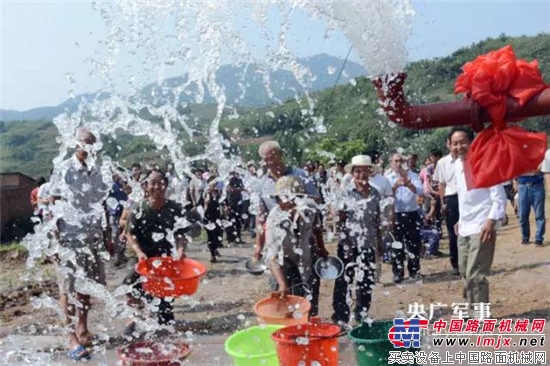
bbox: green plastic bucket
[348,320,419,366]
[225,325,283,366]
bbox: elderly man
[253,140,327,316]
[385,152,424,283]
[189,168,206,208]
[50,128,109,361]
[332,155,382,324]
[265,175,321,312]
[254,141,323,255]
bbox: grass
[0,242,27,253]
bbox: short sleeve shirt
[128,200,187,258]
[257,166,319,215]
[341,186,381,250]
[385,171,423,212]
[50,156,109,241]
[265,200,319,281]
[540,150,550,174]
[433,154,458,196]
[37,182,52,214]
[369,174,393,198]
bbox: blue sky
[1,0,549,111]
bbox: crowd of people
[30,126,550,360]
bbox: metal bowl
[245,258,268,275]
[184,208,202,238]
[314,256,344,280]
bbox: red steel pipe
[372,73,550,132]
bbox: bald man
[254,141,323,258]
[50,128,109,360]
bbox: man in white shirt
[37,171,54,221]
[166,173,188,206]
[165,164,189,207]
[453,127,506,305]
[433,134,461,275]
[385,152,424,283]
[542,150,550,194]
[337,160,353,188]
[189,168,206,208]
[50,128,109,360]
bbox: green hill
[224,33,550,165]
[1,33,549,178]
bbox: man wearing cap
[265,175,323,315]
[332,155,382,324]
[385,152,424,283]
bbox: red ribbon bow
[454,45,548,188]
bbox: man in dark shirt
[204,180,223,263]
[125,170,188,327]
[332,155,382,324]
[225,171,244,244]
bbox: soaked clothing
[49,155,109,295]
[333,185,381,323]
[127,200,187,258]
[51,156,109,247]
[257,166,319,215]
[56,232,106,294]
[126,199,188,325]
[225,174,244,243]
[332,244,376,323]
[265,200,321,315]
[340,185,382,251]
[204,189,223,259]
[265,201,320,281]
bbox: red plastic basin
[117,340,190,365]
[135,257,206,298]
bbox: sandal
[123,321,137,337]
[78,332,98,347]
[68,344,91,361]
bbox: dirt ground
[0,201,549,344]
